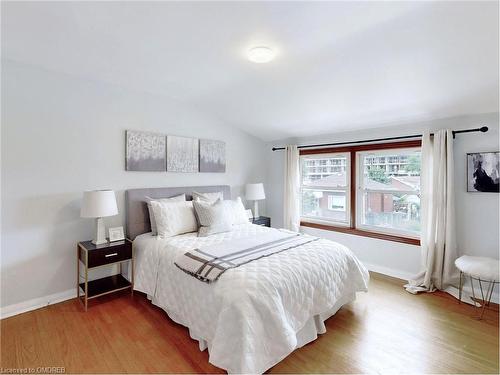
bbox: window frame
[356,148,421,239]
[299,152,351,227]
[299,140,422,246]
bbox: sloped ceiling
[2,1,498,141]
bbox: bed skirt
[149,292,356,374]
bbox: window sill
[300,221,421,246]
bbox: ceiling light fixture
[247,46,275,63]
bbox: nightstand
[251,216,271,227]
[77,239,133,311]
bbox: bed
[126,186,369,374]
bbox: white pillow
[146,194,186,235]
[150,200,198,238]
[193,199,232,237]
[224,197,249,225]
[192,191,224,203]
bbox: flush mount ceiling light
[247,46,275,63]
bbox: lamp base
[92,217,108,245]
[253,200,259,219]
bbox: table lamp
[245,183,266,218]
[81,190,118,245]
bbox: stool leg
[479,281,496,319]
[478,279,486,320]
[484,281,493,307]
[486,282,495,306]
[458,271,463,304]
[470,277,479,313]
[478,278,486,305]
[480,281,494,320]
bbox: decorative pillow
[224,197,249,225]
[193,199,233,237]
[150,200,198,238]
[146,194,186,235]
[192,191,224,203]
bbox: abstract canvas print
[199,139,226,173]
[167,135,199,172]
[126,130,166,171]
[467,151,499,192]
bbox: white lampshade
[245,183,266,201]
[81,190,118,218]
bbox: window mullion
[350,150,356,229]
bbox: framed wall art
[467,151,499,193]
[126,130,166,171]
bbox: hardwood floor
[1,272,498,374]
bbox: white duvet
[133,224,369,374]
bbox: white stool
[455,255,499,319]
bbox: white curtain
[283,145,300,232]
[405,129,458,294]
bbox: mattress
[133,223,369,374]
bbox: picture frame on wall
[125,130,227,174]
[467,151,499,193]
[125,130,166,171]
[166,135,199,173]
[199,139,226,173]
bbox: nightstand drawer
[87,243,132,268]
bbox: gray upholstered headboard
[125,185,231,240]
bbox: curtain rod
[271,126,489,151]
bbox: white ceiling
[2,1,498,141]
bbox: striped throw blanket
[174,230,319,283]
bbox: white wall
[267,113,499,278]
[1,58,498,315]
[1,60,268,311]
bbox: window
[300,153,350,225]
[357,149,421,238]
[299,141,421,245]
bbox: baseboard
[364,262,500,304]
[0,288,77,319]
[363,262,414,282]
